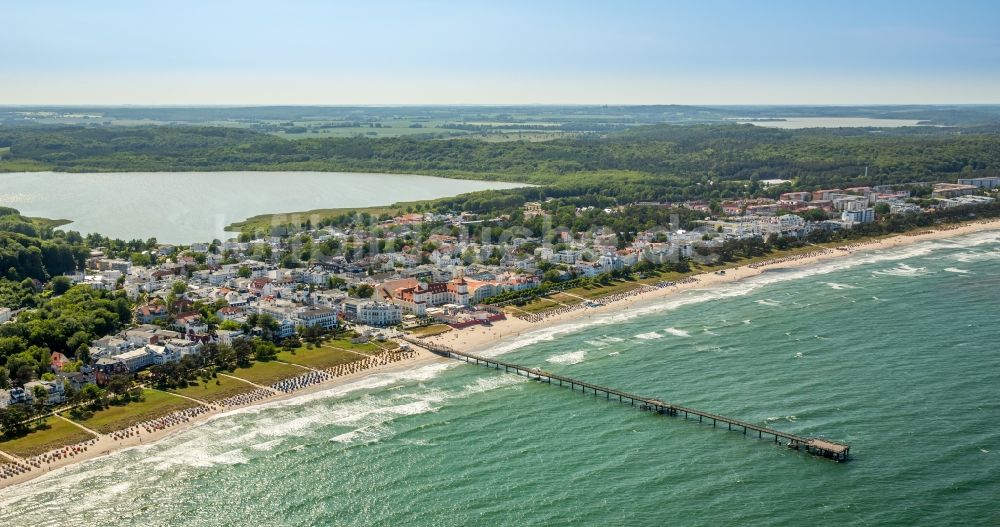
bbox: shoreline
[3,218,999,492]
[0,347,441,491]
[421,218,1000,355]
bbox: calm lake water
[735,117,926,129]
[0,171,527,243]
[2,230,998,526]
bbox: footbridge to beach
[403,337,850,462]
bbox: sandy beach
[3,218,999,492]
[0,346,440,491]
[422,219,1000,355]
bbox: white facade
[118,348,155,372]
[22,380,67,405]
[357,301,402,327]
[841,208,875,224]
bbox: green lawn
[634,270,691,285]
[408,324,453,337]
[516,297,563,314]
[169,375,258,403]
[277,345,366,370]
[0,417,96,458]
[561,280,642,300]
[66,390,198,434]
[547,292,586,305]
[323,338,384,354]
[506,280,642,315]
[230,361,307,386]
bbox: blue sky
[2,0,998,104]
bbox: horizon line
[3,102,1000,108]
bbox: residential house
[117,348,155,372]
[22,380,67,405]
[134,303,168,324]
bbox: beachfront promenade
[406,337,851,462]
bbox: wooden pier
[405,338,850,462]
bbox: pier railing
[404,337,850,462]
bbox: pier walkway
[405,337,850,462]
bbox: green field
[169,375,258,403]
[66,390,198,434]
[547,292,587,305]
[634,270,691,285]
[562,280,642,300]
[275,127,466,139]
[507,280,642,315]
[408,324,453,337]
[230,361,307,386]
[518,297,563,313]
[277,344,367,370]
[227,205,402,233]
[0,417,95,458]
[324,337,386,354]
[473,131,575,142]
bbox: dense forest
[2,125,1000,206]
[0,208,89,282]
[0,209,133,388]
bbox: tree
[279,252,300,269]
[50,276,73,295]
[233,339,253,367]
[253,339,277,362]
[105,375,132,402]
[171,280,188,295]
[348,284,374,298]
[76,344,91,364]
[237,265,252,278]
[0,404,30,438]
[79,383,106,409]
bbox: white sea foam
[872,263,931,278]
[331,424,389,444]
[755,299,781,307]
[824,282,856,290]
[479,321,594,357]
[481,239,944,344]
[943,267,971,274]
[147,445,249,470]
[664,327,691,337]
[584,335,623,348]
[462,375,525,395]
[546,350,588,365]
[249,438,284,451]
[952,251,1000,263]
[635,332,663,340]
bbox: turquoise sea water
[3,231,999,526]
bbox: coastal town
[6,2,1000,522]
[1,176,998,488]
